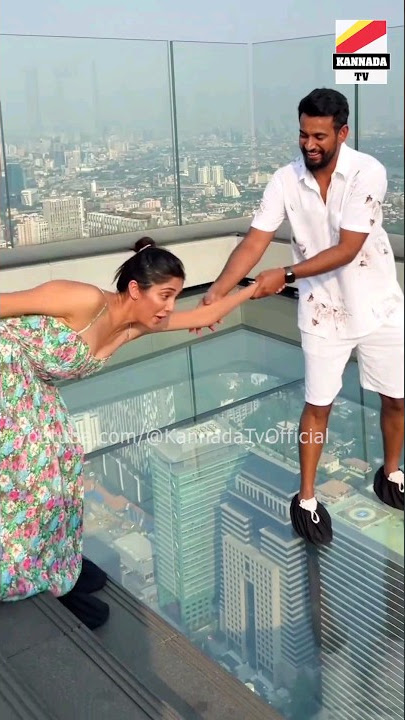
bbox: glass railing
[171,41,252,224]
[358,26,404,235]
[0,27,403,248]
[0,36,177,247]
[59,325,404,720]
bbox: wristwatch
[284,266,296,284]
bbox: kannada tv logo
[333,20,390,84]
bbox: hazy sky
[2,0,403,43]
[0,2,403,141]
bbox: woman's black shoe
[58,590,109,630]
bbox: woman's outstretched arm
[158,282,256,332]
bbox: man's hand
[189,286,224,335]
[251,268,286,299]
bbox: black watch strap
[284,266,296,284]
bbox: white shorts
[302,321,404,406]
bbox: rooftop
[0,21,403,720]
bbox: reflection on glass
[60,326,403,719]
[251,35,356,223]
[172,42,252,224]
[0,36,175,246]
[190,328,304,415]
[358,26,404,235]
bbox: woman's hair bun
[133,236,157,253]
[115,235,185,292]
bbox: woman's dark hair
[114,237,185,293]
[298,88,349,130]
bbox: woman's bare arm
[158,283,256,332]
[0,280,100,321]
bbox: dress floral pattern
[0,315,106,601]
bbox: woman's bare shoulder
[0,280,109,321]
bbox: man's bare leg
[380,395,404,476]
[374,394,404,510]
[299,402,333,500]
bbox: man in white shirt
[199,88,404,545]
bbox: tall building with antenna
[92,61,101,138]
[25,68,42,137]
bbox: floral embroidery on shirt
[375,238,390,255]
[359,250,371,267]
[333,302,351,327]
[306,293,351,327]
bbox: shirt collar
[333,142,351,178]
[298,142,352,184]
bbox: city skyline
[69,326,404,718]
[1,27,403,246]
[1,127,403,248]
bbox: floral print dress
[0,315,107,601]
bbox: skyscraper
[210,165,225,186]
[15,214,49,246]
[197,166,210,184]
[220,450,317,689]
[25,68,42,137]
[91,61,101,138]
[318,495,404,720]
[7,162,26,206]
[223,179,240,198]
[96,385,177,504]
[150,419,248,633]
[43,196,84,241]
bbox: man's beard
[302,145,337,171]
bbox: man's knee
[380,395,404,414]
[302,402,333,422]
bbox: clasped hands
[249,267,286,299]
[189,268,286,335]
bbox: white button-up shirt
[251,142,403,339]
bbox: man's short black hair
[298,88,349,130]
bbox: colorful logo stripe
[336,20,386,53]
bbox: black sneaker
[290,495,333,546]
[373,467,404,510]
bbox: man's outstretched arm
[206,171,287,301]
[205,227,275,302]
[190,171,286,332]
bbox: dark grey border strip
[32,593,183,720]
[100,579,284,720]
[0,653,54,720]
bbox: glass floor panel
[61,327,404,720]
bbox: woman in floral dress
[0,238,257,628]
